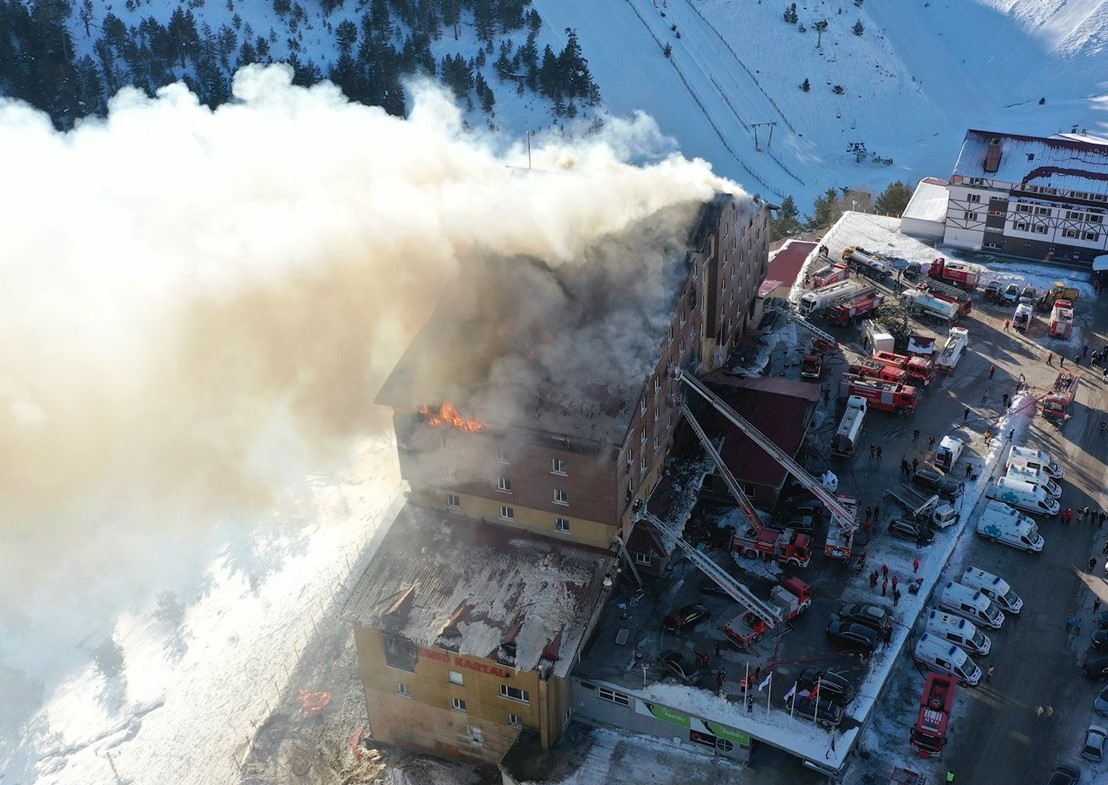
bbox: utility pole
[526,130,534,170]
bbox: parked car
[1095,684,1108,716]
[787,689,844,728]
[1001,282,1021,305]
[1045,762,1081,785]
[1092,629,1108,650]
[699,578,737,600]
[1082,725,1107,762]
[1084,655,1108,679]
[888,518,936,545]
[837,603,893,633]
[825,620,879,653]
[662,603,711,633]
[1097,610,1108,630]
[783,514,817,534]
[798,668,855,706]
[911,464,964,501]
[658,651,702,685]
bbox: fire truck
[872,350,934,388]
[849,357,908,385]
[731,526,812,567]
[827,289,886,326]
[807,258,850,289]
[842,246,893,280]
[918,279,972,318]
[928,257,980,290]
[1049,298,1074,338]
[801,353,823,380]
[1042,370,1079,424]
[910,673,957,757]
[723,578,812,649]
[839,375,919,416]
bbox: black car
[1092,629,1108,650]
[912,464,964,501]
[1084,655,1108,679]
[782,514,817,534]
[1045,762,1081,785]
[658,651,702,685]
[662,603,711,633]
[787,689,843,728]
[888,518,935,545]
[798,668,855,705]
[825,620,879,653]
[837,603,893,633]
[1098,610,1108,630]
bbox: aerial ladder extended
[674,368,857,535]
[680,403,765,532]
[637,510,785,624]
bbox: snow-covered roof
[902,179,950,223]
[343,506,614,678]
[952,129,1108,192]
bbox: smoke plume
[0,65,741,683]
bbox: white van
[960,567,1022,614]
[1008,446,1063,480]
[934,436,964,473]
[984,477,1060,517]
[926,610,991,655]
[914,633,982,686]
[939,581,1005,629]
[1004,464,1062,499]
[976,501,1045,553]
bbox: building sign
[634,698,751,746]
[419,648,510,678]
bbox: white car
[1081,724,1107,762]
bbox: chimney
[983,138,1002,174]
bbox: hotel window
[598,687,630,706]
[1035,206,1052,216]
[509,713,523,728]
[1014,222,1029,231]
[1085,232,1100,241]
[500,685,531,704]
[1017,204,1031,213]
[494,449,509,463]
[447,494,460,509]
[449,671,464,686]
[640,396,647,415]
[467,725,485,745]
[500,505,514,521]
[1068,210,1084,220]
[654,377,661,393]
[640,428,647,447]
[497,477,512,493]
[551,457,567,475]
[1064,228,1079,239]
[554,489,569,505]
[635,552,652,566]
[555,517,570,533]
[452,697,467,713]
[1032,225,1048,235]
[640,456,647,476]
[963,211,978,221]
[967,193,981,203]
[654,434,660,451]
[398,683,412,698]
[1090,214,1103,224]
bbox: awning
[1093,254,1108,272]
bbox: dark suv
[662,603,711,633]
[912,464,965,501]
[798,668,855,705]
[1045,762,1080,785]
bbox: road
[854,289,1108,783]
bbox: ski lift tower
[752,122,777,152]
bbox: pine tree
[808,188,841,230]
[800,78,810,91]
[771,196,803,241]
[875,181,914,216]
[852,20,864,36]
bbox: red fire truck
[731,526,812,567]
[928,257,980,290]
[840,375,919,416]
[918,279,973,317]
[828,290,886,326]
[1042,370,1080,424]
[910,672,957,757]
[849,358,908,385]
[807,259,850,289]
[872,350,934,388]
[723,578,812,649]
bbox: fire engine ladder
[679,403,765,532]
[925,277,969,302]
[637,510,784,626]
[675,369,857,533]
[788,313,837,349]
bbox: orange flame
[418,402,486,432]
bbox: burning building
[345,191,771,763]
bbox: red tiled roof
[700,373,817,488]
[768,240,817,288]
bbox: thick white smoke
[0,64,741,719]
